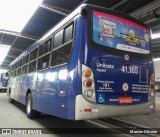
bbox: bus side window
[39,39,51,56]
[19,59,22,67]
[29,48,38,61]
[17,67,21,76]
[28,61,37,73]
[15,62,18,70]
[11,65,14,71]
[16,62,18,69]
[23,54,29,65]
[51,23,73,67]
[46,40,51,53]
[14,70,17,77]
[38,54,50,70]
[51,43,72,66]
[37,38,51,70]
[53,29,64,48]
[39,43,45,56]
[64,24,73,43]
[22,65,28,74]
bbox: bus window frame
[50,21,75,68]
[22,64,28,75]
[21,55,29,76]
[9,19,75,76]
[28,60,37,73]
[27,47,38,73]
[37,37,52,72]
[38,38,52,57]
[88,6,152,59]
[53,29,64,48]
[17,67,22,76]
[22,54,29,65]
[29,47,38,62]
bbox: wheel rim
[27,97,31,114]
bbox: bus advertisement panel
[93,11,150,54]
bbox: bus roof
[9,3,149,66]
[9,4,85,66]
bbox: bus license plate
[119,97,132,104]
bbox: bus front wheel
[26,93,39,119]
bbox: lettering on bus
[96,62,114,72]
[97,80,114,92]
[132,84,149,93]
[109,98,140,102]
[121,65,139,74]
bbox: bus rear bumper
[75,95,155,120]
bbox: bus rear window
[92,10,150,54]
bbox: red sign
[119,97,132,104]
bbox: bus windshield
[92,10,150,54]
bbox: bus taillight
[85,80,92,87]
[150,83,155,89]
[82,64,96,103]
[150,75,155,83]
[84,70,92,77]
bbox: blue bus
[0,73,8,92]
[7,4,155,120]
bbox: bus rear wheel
[26,93,39,119]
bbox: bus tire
[26,93,39,119]
[9,92,14,103]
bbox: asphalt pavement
[113,92,160,128]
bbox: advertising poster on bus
[93,11,150,55]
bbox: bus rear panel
[75,6,154,120]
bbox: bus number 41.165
[121,66,138,74]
